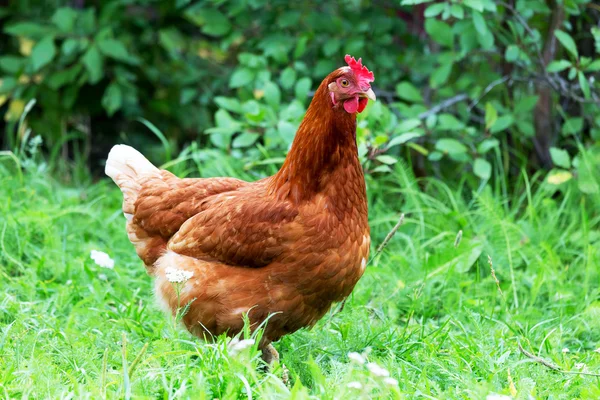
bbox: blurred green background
[0,0,599,189]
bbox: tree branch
[500,1,600,105]
[417,94,469,120]
[468,76,511,111]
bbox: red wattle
[343,96,359,113]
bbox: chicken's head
[328,54,376,114]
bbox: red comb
[345,54,374,86]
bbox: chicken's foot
[261,344,289,385]
[261,343,279,365]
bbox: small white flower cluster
[383,377,399,386]
[594,348,600,354]
[165,267,193,283]
[90,250,114,269]
[562,348,570,353]
[348,352,365,364]
[346,352,398,389]
[367,362,390,377]
[574,362,587,371]
[347,381,362,389]
[228,338,255,356]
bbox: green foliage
[1,0,599,188]
[1,147,600,398]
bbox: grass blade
[137,118,172,162]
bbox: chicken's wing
[168,183,301,268]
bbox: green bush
[0,0,599,192]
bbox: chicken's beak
[360,88,376,101]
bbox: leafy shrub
[0,0,599,192]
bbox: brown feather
[109,67,370,347]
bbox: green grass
[1,153,599,399]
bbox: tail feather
[105,144,160,215]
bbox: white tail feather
[105,145,160,214]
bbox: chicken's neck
[271,80,363,203]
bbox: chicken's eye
[340,79,349,88]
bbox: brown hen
[105,55,376,365]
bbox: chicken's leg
[261,344,289,385]
[261,343,279,365]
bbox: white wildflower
[367,362,390,377]
[90,250,114,269]
[574,362,589,373]
[165,267,193,283]
[348,352,365,365]
[486,395,512,400]
[347,381,362,389]
[383,377,398,386]
[594,348,600,354]
[562,348,570,353]
[228,338,255,356]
